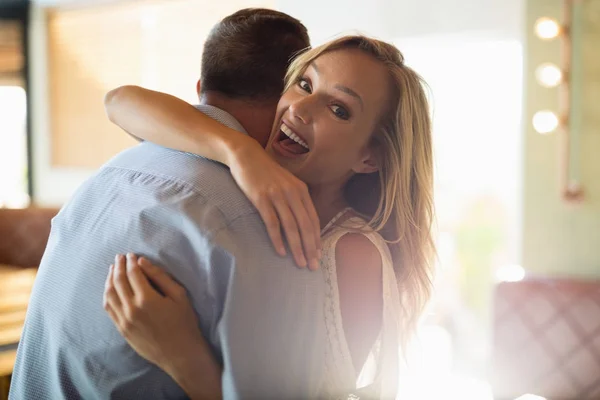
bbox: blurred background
[0,0,599,399]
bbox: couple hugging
[10,7,434,400]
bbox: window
[395,36,523,398]
[0,14,29,208]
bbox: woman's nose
[288,96,314,125]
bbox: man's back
[10,110,327,399]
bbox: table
[0,265,36,380]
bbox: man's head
[198,8,310,146]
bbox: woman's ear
[352,146,379,174]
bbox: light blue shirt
[10,105,327,399]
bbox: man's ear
[196,79,202,97]
[352,146,379,174]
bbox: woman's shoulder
[334,232,382,274]
[326,214,386,297]
[321,212,390,263]
[319,207,393,278]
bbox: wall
[30,3,93,206]
[0,21,23,81]
[523,0,600,278]
[276,0,523,44]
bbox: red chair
[0,208,59,383]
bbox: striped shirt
[10,105,327,400]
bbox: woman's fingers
[302,189,322,254]
[271,191,306,268]
[138,257,187,301]
[285,188,320,270]
[103,264,117,307]
[104,302,122,332]
[256,197,286,257]
[103,264,124,326]
[125,253,154,301]
[113,254,134,311]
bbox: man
[10,9,325,399]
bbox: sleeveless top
[318,209,402,399]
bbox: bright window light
[0,86,29,208]
[495,264,525,282]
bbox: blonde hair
[285,36,436,350]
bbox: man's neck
[199,92,275,148]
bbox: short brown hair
[200,8,310,101]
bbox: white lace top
[318,210,402,399]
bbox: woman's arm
[104,86,321,270]
[335,234,383,371]
[104,254,222,399]
[104,86,246,167]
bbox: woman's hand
[227,138,321,270]
[103,254,221,399]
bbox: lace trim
[319,217,400,399]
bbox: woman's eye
[298,78,312,93]
[330,105,350,120]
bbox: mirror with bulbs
[532,1,584,202]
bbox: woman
[103,35,435,399]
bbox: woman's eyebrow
[310,62,364,110]
[334,85,364,110]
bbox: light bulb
[535,17,561,40]
[533,111,559,134]
[535,63,563,87]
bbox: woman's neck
[310,183,349,230]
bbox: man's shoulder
[92,142,259,224]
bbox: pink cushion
[492,278,600,399]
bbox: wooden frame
[558,0,584,202]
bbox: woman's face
[266,48,392,189]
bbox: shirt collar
[194,104,248,135]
